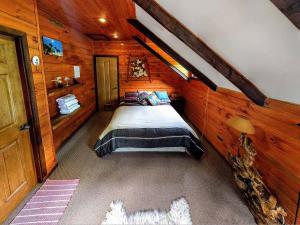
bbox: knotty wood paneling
[94,40,184,97]
[0,0,57,175]
[182,80,300,224]
[38,9,96,150]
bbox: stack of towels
[56,94,80,115]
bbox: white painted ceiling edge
[136,1,300,104]
[136,5,239,93]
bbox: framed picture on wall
[127,55,151,82]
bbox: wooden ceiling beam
[133,0,267,106]
[128,19,217,91]
[133,36,189,81]
[271,0,300,30]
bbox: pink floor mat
[10,179,80,225]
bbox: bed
[94,105,204,159]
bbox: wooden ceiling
[37,0,138,40]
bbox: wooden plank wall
[182,80,300,224]
[38,10,96,150]
[0,0,57,175]
[94,41,184,96]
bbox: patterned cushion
[147,93,161,106]
[137,91,153,106]
[138,90,153,98]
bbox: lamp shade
[226,116,255,134]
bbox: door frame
[0,25,47,182]
[93,55,120,111]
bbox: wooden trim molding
[128,19,217,91]
[133,0,267,106]
[271,0,300,30]
[133,36,189,81]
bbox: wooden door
[96,57,119,110]
[0,34,37,223]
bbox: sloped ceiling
[135,0,300,104]
[271,0,300,30]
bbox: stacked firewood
[228,135,287,225]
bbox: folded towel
[58,99,79,108]
[59,103,80,111]
[56,94,76,103]
[62,103,80,111]
[60,104,80,115]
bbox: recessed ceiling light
[98,18,106,23]
[120,43,124,46]
[113,34,119,39]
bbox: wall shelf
[51,106,84,131]
[47,83,83,97]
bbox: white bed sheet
[100,104,199,143]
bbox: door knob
[20,123,31,131]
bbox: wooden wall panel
[0,0,57,175]
[94,41,184,97]
[182,80,300,224]
[38,9,96,150]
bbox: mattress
[94,105,204,158]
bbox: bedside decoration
[128,55,150,82]
[227,116,287,225]
[32,55,40,66]
[52,76,63,88]
[64,76,71,86]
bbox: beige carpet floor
[5,111,255,225]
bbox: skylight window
[145,39,190,78]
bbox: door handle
[20,123,31,131]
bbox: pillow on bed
[159,100,171,105]
[124,91,139,102]
[120,101,143,106]
[155,91,171,103]
[147,93,161,106]
[138,91,153,106]
[155,91,168,99]
[125,91,139,98]
[138,90,153,97]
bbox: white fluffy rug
[101,197,192,225]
